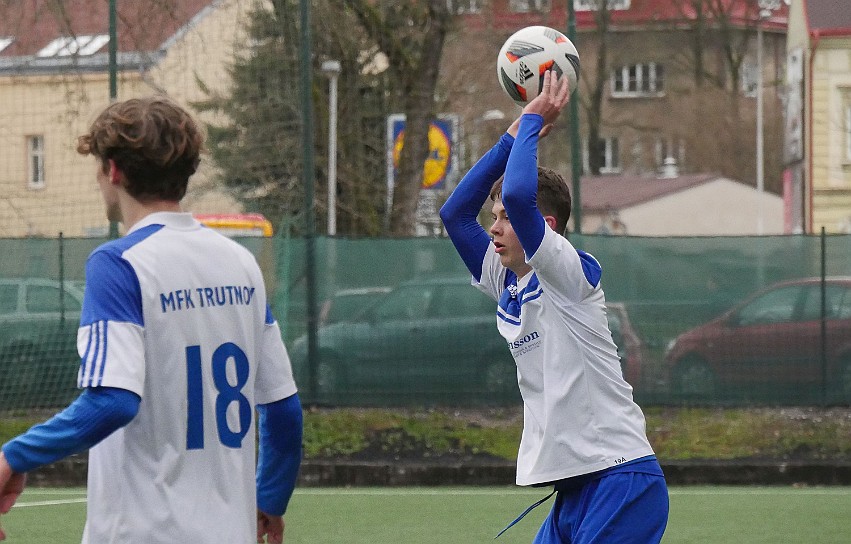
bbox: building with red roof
[0,0,795,237]
[443,0,790,234]
[0,0,244,238]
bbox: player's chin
[498,253,514,268]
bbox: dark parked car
[318,286,391,326]
[290,277,518,403]
[291,277,642,403]
[664,277,851,401]
[0,278,84,409]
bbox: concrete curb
[27,456,851,487]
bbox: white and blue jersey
[441,115,655,487]
[76,212,296,543]
[476,231,654,485]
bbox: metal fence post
[820,226,827,405]
[58,232,65,324]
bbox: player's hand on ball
[522,70,570,129]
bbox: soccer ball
[496,26,580,106]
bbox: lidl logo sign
[387,114,459,191]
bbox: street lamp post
[321,60,341,236]
[756,0,780,235]
[471,109,506,165]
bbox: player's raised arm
[440,132,515,282]
[502,70,570,258]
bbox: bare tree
[581,3,614,176]
[341,0,452,235]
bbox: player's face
[96,161,122,223]
[490,198,532,277]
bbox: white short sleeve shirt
[77,212,296,543]
[476,227,654,486]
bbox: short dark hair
[490,166,572,234]
[76,96,204,202]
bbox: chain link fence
[3,232,851,411]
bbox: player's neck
[120,197,182,231]
[510,263,533,280]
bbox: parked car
[291,277,642,404]
[290,277,518,403]
[319,286,391,326]
[606,302,645,388]
[0,278,84,409]
[664,277,851,401]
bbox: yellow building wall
[810,39,851,233]
[0,72,144,238]
[0,0,249,238]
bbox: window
[26,285,62,313]
[800,285,850,321]
[575,0,630,10]
[373,286,434,321]
[37,35,109,57]
[447,0,482,14]
[837,287,851,319]
[27,135,45,189]
[583,137,621,174]
[655,137,685,168]
[0,285,18,315]
[611,63,664,97]
[845,103,851,162]
[509,0,550,13]
[25,284,82,314]
[741,59,758,97]
[433,285,494,318]
[736,286,802,326]
[0,37,13,53]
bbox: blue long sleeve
[256,393,303,516]
[1,387,140,473]
[440,133,515,281]
[502,114,547,258]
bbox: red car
[606,302,645,388]
[664,277,851,402]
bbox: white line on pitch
[669,488,851,496]
[13,498,87,508]
[294,488,536,496]
[20,489,86,495]
[292,487,851,497]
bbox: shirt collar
[126,211,200,235]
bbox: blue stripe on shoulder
[265,304,275,325]
[577,250,602,288]
[108,224,164,253]
[80,225,163,326]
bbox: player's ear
[107,159,123,185]
[543,215,558,230]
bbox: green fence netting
[2,233,851,411]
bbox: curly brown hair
[489,166,572,235]
[77,96,204,202]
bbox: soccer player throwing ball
[440,71,668,542]
[0,97,302,543]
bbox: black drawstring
[494,489,556,539]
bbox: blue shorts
[532,459,669,544]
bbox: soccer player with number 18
[0,97,302,544]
